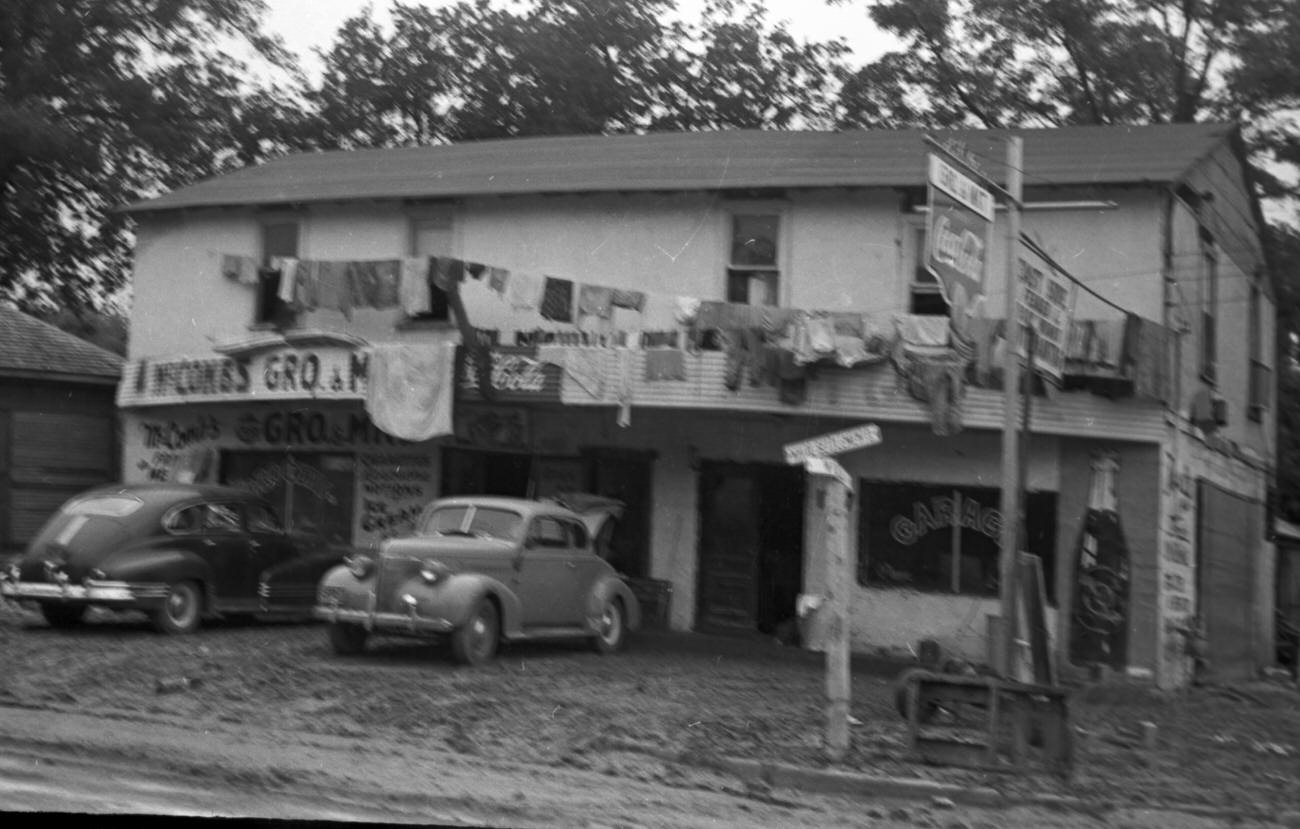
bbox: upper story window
[909,224,949,316]
[257,220,299,325]
[407,211,453,323]
[1249,279,1270,420]
[1200,229,1218,384]
[727,213,780,306]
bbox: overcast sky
[262,0,899,76]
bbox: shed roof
[0,306,123,383]
[126,122,1242,214]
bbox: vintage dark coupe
[314,494,640,665]
[0,483,344,634]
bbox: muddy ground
[1,601,1297,826]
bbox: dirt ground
[1,600,1297,827]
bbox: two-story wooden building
[119,124,1275,687]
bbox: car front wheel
[41,603,87,629]
[451,598,499,666]
[328,622,368,655]
[152,580,202,635]
[590,597,626,654]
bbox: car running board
[511,626,591,640]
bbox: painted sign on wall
[119,347,369,406]
[356,453,434,545]
[1158,449,1199,687]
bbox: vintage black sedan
[315,494,640,665]
[0,483,344,634]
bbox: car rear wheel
[590,597,626,654]
[451,598,499,666]
[328,622,368,655]
[152,580,202,635]
[41,603,87,629]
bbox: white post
[822,475,852,760]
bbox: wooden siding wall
[0,380,119,555]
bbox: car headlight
[419,561,451,585]
[345,555,374,580]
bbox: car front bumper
[0,579,169,608]
[313,599,455,635]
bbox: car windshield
[422,506,523,541]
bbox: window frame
[1199,231,1218,385]
[402,205,457,326]
[255,217,301,327]
[907,221,950,317]
[1248,279,1270,420]
[856,480,1058,603]
[724,207,786,307]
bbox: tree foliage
[0,0,311,314]
[307,0,849,147]
[834,0,1300,199]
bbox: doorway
[696,462,805,635]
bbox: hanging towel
[540,277,575,322]
[372,259,401,308]
[465,261,487,280]
[293,261,320,312]
[432,256,466,291]
[645,349,687,382]
[566,348,607,400]
[616,348,634,427]
[400,257,432,316]
[487,267,510,296]
[272,257,299,305]
[507,271,544,310]
[316,261,344,315]
[578,284,614,320]
[611,289,646,312]
[364,343,457,442]
[674,296,701,325]
[345,261,372,311]
[695,301,726,331]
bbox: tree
[834,0,1300,198]
[307,0,850,146]
[0,0,312,315]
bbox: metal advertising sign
[1016,242,1078,383]
[782,423,882,465]
[926,155,995,309]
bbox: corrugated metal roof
[0,306,123,381]
[126,123,1240,214]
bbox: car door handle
[202,538,216,547]
[566,561,576,569]
[249,540,261,550]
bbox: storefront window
[221,452,355,545]
[857,482,1057,601]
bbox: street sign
[1016,242,1077,383]
[804,456,853,490]
[782,423,882,465]
[926,154,995,310]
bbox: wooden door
[696,464,760,633]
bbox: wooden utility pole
[997,137,1024,677]
[820,469,853,760]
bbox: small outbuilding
[0,306,123,557]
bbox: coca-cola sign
[457,346,562,402]
[925,154,994,309]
